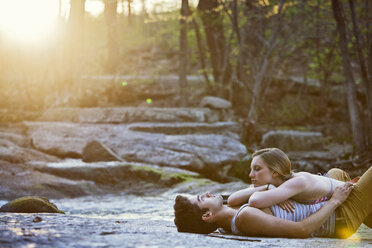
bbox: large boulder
[26,122,247,172]
[261,130,324,151]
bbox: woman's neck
[271,177,285,187]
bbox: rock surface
[261,130,324,151]
[38,107,222,123]
[26,121,246,172]
[0,213,371,248]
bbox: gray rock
[0,161,99,200]
[33,160,202,190]
[82,140,123,162]
[0,138,60,164]
[38,107,221,123]
[261,130,324,151]
[128,121,242,140]
[26,122,247,172]
[0,213,371,248]
[0,131,29,147]
[0,197,64,213]
[200,96,232,109]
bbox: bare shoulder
[236,206,300,237]
[235,207,269,236]
[282,172,311,187]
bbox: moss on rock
[0,196,64,214]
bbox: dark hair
[173,195,218,234]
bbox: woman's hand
[278,200,295,213]
[330,182,354,206]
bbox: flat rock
[128,121,242,140]
[0,138,60,164]
[32,160,203,189]
[0,161,99,200]
[38,107,221,123]
[0,213,370,248]
[200,96,232,109]
[261,130,324,151]
[26,122,247,172]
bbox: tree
[197,0,231,98]
[331,0,372,154]
[179,0,189,106]
[66,0,86,83]
[104,0,119,73]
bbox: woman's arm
[237,183,353,238]
[247,177,307,209]
[227,185,268,207]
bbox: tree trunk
[66,0,85,84]
[192,17,211,89]
[197,0,231,98]
[246,0,285,124]
[348,0,372,149]
[331,0,366,153]
[127,0,132,24]
[179,0,189,107]
[104,0,119,73]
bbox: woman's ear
[202,211,213,222]
[272,171,279,178]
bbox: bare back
[289,172,345,203]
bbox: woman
[174,165,372,238]
[229,148,351,210]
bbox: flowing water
[49,192,186,222]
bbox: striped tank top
[231,202,335,237]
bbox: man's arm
[227,185,268,207]
[237,183,353,238]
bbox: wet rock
[0,213,371,248]
[200,96,232,109]
[0,161,99,200]
[82,140,123,162]
[33,160,203,190]
[38,107,221,123]
[261,130,324,151]
[0,197,64,214]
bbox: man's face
[249,156,275,187]
[189,192,223,212]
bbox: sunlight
[0,0,59,43]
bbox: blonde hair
[252,148,293,180]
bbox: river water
[0,193,188,222]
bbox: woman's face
[249,156,275,187]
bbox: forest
[0,0,371,160]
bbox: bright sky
[0,0,198,44]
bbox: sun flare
[0,0,60,43]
